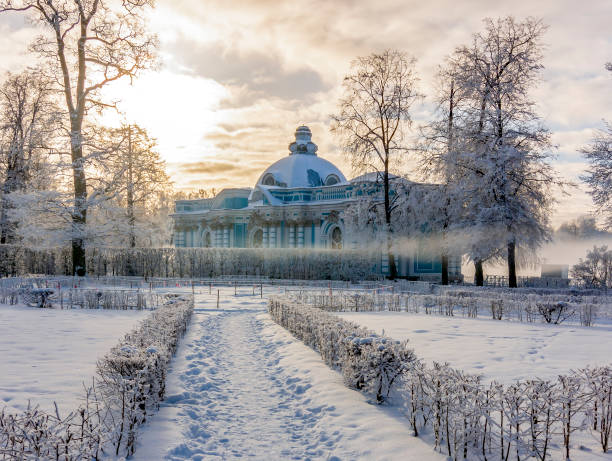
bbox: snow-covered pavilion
[172,125,461,279]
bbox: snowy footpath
[133,289,442,460]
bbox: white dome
[254,126,347,189]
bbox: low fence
[0,279,175,310]
[284,287,612,326]
[269,296,612,460]
[0,295,194,459]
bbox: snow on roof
[256,154,347,188]
[252,126,347,190]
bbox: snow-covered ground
[0,304,148,415]
[337,312,612,384]
[3,283,611,460]
[133,288,445,460]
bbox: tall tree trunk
[507,238,517,288]
[64,18,89,277]
[383,160,397,279]
[441,252,449,285]
[474,258,484,286]
[127,125,136,248]
[70,122,87,276]
[441,81,454,287]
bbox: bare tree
[331,50,421,279]
[581,121,612,229]
[0,0,157,275]
[0,69,58,243]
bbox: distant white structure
[541,264,569,279]
[172,126,462,279]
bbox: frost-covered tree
[450,17,563,288]
[418,60,496,284]
[0,0,157,275]
[571,245,612,289]
[581,121,612,229]
[419,69,461,285]
[331,50,421,279]
[556,215,610,240]
[100,124,171,248]
[0,69,59,243]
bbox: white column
[313,221,320,248]
[263,225,269,248]
[223,226,230,248]
[297,225,305,248]
[269,225,277,248]
[215,228,221,247]
[278,224,282,248]
[289,225,296,247]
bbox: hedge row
[0,295,194,459]
[0,245,380,280]
[269,296,612,459]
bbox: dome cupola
[252,126,347,192]
[288,125,318,155]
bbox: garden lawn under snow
[0,304,148,415]
[336,311,612,384]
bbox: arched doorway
[331,226,343,250]
[251,229,263,248]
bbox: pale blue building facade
[172,126,462,280]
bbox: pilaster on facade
[312,222,319,248]
[263,225,270,248]
[289,225,296,248]
[216,228,223,247]
[269,225,277,248]
[223,227,230,248]
[297,225,305,248]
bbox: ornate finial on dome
[288,125,318,156]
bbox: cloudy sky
[1,0,610,227]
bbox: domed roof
[254,126,347,189]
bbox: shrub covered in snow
[269,295,612,459]
[268,297,415,403]
[0,295,193,459]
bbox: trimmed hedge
[0,245,379,281]
[269,296,612,459]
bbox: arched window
[262,174,276,186]
[203,231,211,248]
[331,227,342,250]
[252,229,263,248]
[325,174,340,186]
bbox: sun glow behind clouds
[102,70,229,178]
[2,0,609,221]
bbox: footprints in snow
[161,307,344,460]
